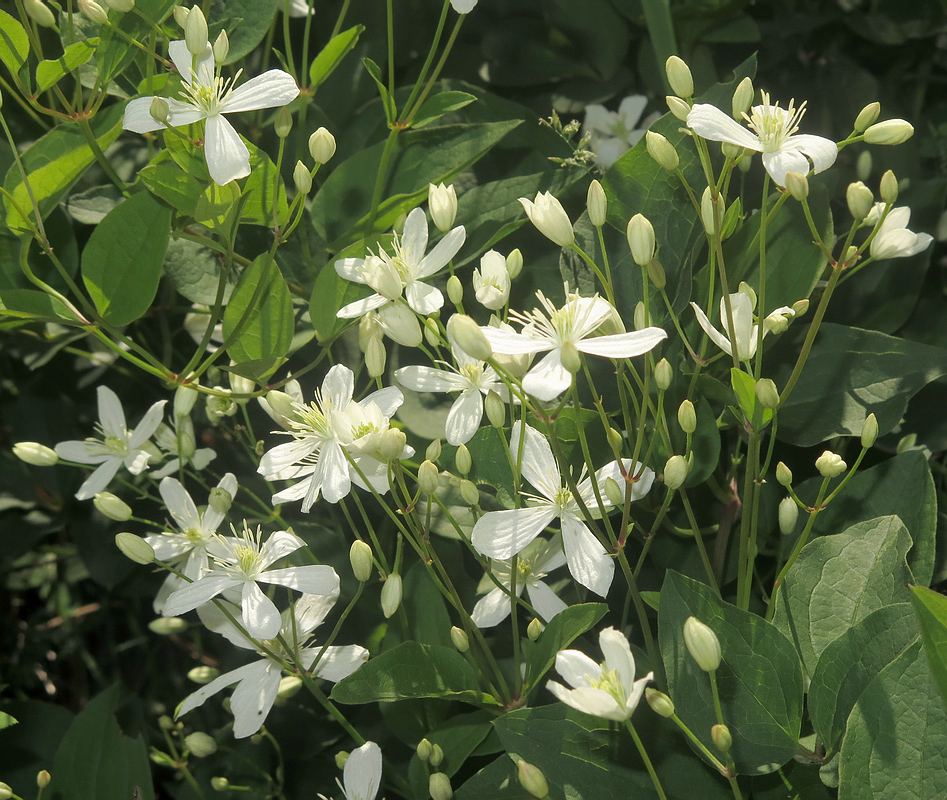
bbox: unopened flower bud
[13,442,59,466]
[626,214,655,266]
[775,461,792,486]
[293,160,312,195]
[721,141,745,161]
[654,358,672,390]
[701,187,722,234]
[459,478,479,506]
[754,378,779,410]
[447,314,492,361]
[350,540,374,582]
[450,626,469,653]
[263,390,298,427]
[864,119,914,145]
[482,390,504,428]
[335,751,349,770]
[429,744,445,768]
[711,724,732,754]
[276,675,302,700]
[426,439,442,462]
[455,443,472,476]
[778,496,798,536]
[603,477,623,507]
[172,5,189,27]
[116,532,154,565]
[429,183,458,232]
[861,413,878,449]
[446,275,463,306]
[417,738,433,762]
[677,400,697,434]
[80,0,109,23]
[815,450,846,478]
[379,428,407,461]
[683,616,721,671]
[856,150,872,182]
[519,191,574,247]
[634,301,646,331]
[150,96,170,124]
[24,0,56,27]
[664,454,688,491]
[854,101,881,133]
[559,340,582,374]
[665,55,693,99]
[37,770,51,789]
[527,618,543,640]
[606,427,623,453]
[94,491,132,521]
[645,687,675,718]
[792,299,809,317]
[666,95,690,121]
[429,772,453,800]
[185,732,218,758]
[188,666,221,684]
[880,170,898,204]
[308,127,336,163]
[506,248,523,279]
[105,0,135,10]
[149,616,187,635]
[274,107,293,138]
[587,180,606,227]
[173,383,199,417]
[211,777,229,791]
[517,759,550,799]
[731,77,754,118]
[381,573,402,618]
[645,130,679,171]
[365,337,386,378]
[184,5,208,55]
[0,784,11,800]
[847,181,874,221]
[212,29,229,63]
[649,260,666,289]
[784,171,809,201]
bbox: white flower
[687,92,838,187]
[123,40,300,185]
[287,0,312,16]
[472,536,569,628]
[472,250,511,310]
[450,0,477,12]
[546,627,653,721]
[518,192,574,247]
[583,95,656,169]
[146,473,237,613]
[318,741,384,800]
[258,364,411,510]
[866,204,933,260]
[335,208,466,346]
[162,524,340,640]
[55,386,166,500]
[481,290,667,402]
[470,423,654,596]
[178,591,368,738]
[690,290,794,362]
[151,416,216,479]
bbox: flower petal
[258,438,320,479]
[163,573,239,617]
[334,257,367,283]
[400,208,429,267]
[160,476,201,530]
[547,682,627,720]
[202,473,238,532]
[599,627,636,690]
[311,440,350,507]
[405,280,444,315]
[222,69,300,114]
[337,293,389,319]
[554,650,601,689]
[618,95,648,128]
[561,514,614,597]
[576,327,667,359]
[204,114,251,185]
[343,740,383,800]
[687,103,763,152]
[128,399,168,449]
[445,389,483,445]
[75,458,123,500]
[177,661,264,719]
[760,147,812,189]
[471,505,559,560]
[259,529,305,568]
[525,579,568,623]
[690,301,734,358]
[417,226,466,278]
[523,349,572,402]
[242,580,282,639]
[230,659,282,738]
[471,586,516,628]
[512,422,561,500]
[322,364,355,409]
[97,386,127,438]
[305,644,370,683]
[362,386,404,418]
[791,133,838,175]
[258,564,340,596]
[377,302,423,347]
[394,365,458,393]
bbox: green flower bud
[447,274,463,305]
[880,169,898,204]
[365,336,386,378]
[187,666,221,684]
[731,77,754,118]
[95,492,132,521]
[484,390,505,428]
[677,400,697,434]
[211,777,230,791]
[430,744,445,767]
[634,301,646,331]
[856,149,872,182]
[527,618,543,641]
[0,783,11,800]
[308,127,337,163]
[721,141,745,161]
[853,101,881,133]
[815,450,846,478]
[587,180,606,227]
[754,378,779,410]
[459,479,480,506]
[861,413,878,449]
[663,454,688,491]
[446,314,492,362]
[381,574,402,618]
[559,340,582,374]
[455,443,472,476]
[792,299,809,317]
[846,181,874,221]
[37,770,51,789]
[379,428,407,461]
[429,772,453,800]
[778,496,798,536]
[864,119,914,146]
[450,626,469,653]
[517,759,550,799]
[426,438,442,462]
[105,0,135,10]
[184,6,208,55]
[80,0,109,24]
[665,55,693,98]
[654,358,672,390]
[626,213,656,267]
[335,751,349,770]
[116,532,154,565]
[645,130,679,171]
[645,687,675,718]
[519,191,574,247]
[274,107,293,139]
[148,616,188,635]
[606,427,623,453]
[506,248,523,279]
[417,738,433,761]
[293,160,312,195]
[13,442,59,466]
[24,0,56,27]
[429,183,458,232]
[424,316,441,347]
[700,187,722,234]
[603,476,623,507]
[276,675,302,700]
[783,171,809,201]
[350,540,374,582]
[208,486,233,516]
[683,616,722,672]
[150,96,170,124]
[172,5,189,27]
[775,461,792,486]
[666,95,690,122]
[711,723,732,754]
[212,30,229,63]
[185,732,218,758]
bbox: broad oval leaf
[36,39,98,94]
[910,586,947,713]
[222,253,294,367]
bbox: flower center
[587,667,625,703]
[235,543,260,575]
[180,68,243,117]
[553,486,573,509]
[104,435,128,457]
[743,92,806,153]
[183,526,205,545]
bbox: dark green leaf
[220,357,286,383]
[911,586,947,712]
[521,603,607,690]
[139,163,203,217]
[408,712,493,798]
[410,91,477,129]
[36,39,98,94]
[362,57,396,124]
[0,10,28,76]
[240,144,290,226]
[162,238,235,306]
[96,0,176,82]
[0,289,78,321]
[222,254,294,366]
[309,26,364,89]
[209,0,279,63]
[731,367,773,429]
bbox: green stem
[623,718,668,800]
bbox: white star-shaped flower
[687,92,837,187]
[123,40,299,185]
[470,423,654,597]
[546,627,653,721]
[583,95,657,168]
[55,385,166,500]
[480,290,667,402]
[866,203,933,260]
[691,290,795,362]
[318,741,384,800]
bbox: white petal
[203,473,238,532]
[168,40,213,86]
[334,257,367,283]
[259,438,320,478]
[395,365,458,393]
[128,400,167,448]
[204,114,251,185]
[405,280,444,315]
[546,682,626,720]
[242,580,282,639]
[271,476,313,505]
[554,650,601,688]
[617,95,648,127]
[222,70,300,114]
[471,505,559,560]
[230,659,282,738]
[312,441,350,506]
[691,301,734,358]
[337,293,389,319]
[123,97,204,133]
[177,661,263,718]
[687,103,763,152]
[577,327,667,358]
[322,364,355,409]
[362,386,404,418]
[623,673,653,717]
[292,591,339,636]
[512,422,561,499]
[75,458,122,500]
[343,740,383,800]
[160,476,200,530]
[471,586,516,628]
[481,326,554,355]
[791,133,838,175]
[445,390,483,445]
[197,598,256,649]
[305,644,370,683]
[760,148,812,189]
[523,349,572,402]
[561,514,614,597]
[417,226,466,278]
[163,573,238,617]
[593,138,629,169]
[259,565,340,595]
[259,530,305,568]
[400,208,429,266]
[599,627,636,690]
[97,386,127,438]
[55,440,110,465]
[525,579,568,623]
[450,0,478,12]
[377,303,422,347]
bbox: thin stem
[623,718,668,800]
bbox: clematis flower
[318,741,384,800]
[55,386,166,500]
[519,192,574,247]
[150,416,216,479]
[687,92,837,187]
[471,423,654,596]
[258,364,411,510]
[335,208,466,346]
[583,95,658,168]
[178,591,368,738]
[472,250,511,310]
[450,0,477,12]
[480,289,667,402]
[546,627,653,721]
[123,40,299,185]
[162,524,340,640]
[866,203,933,260]
[472,536,569,628]
[287,0,312,16]
[691,290,795,362]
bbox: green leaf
[208,0,279,63]
[838,641,947,800]
[0,700,73,789]
[809,603,919,755]
[139,163,203,217]
[659,570,804,774]
[0,9,29,76]
[456,425,517,508]
[50,684,154,800]
[330,641,498,705]
[408,712,493,798]
[309,25,364,89]
[240,145,289,227]
[162,238,235,306]
[81,191,172,326]
[772,516,915,678]
[454,757,523,800]
[521,603,607,689]
[410,91,478,129]
[0,711,16,730]
[220,357,286,384]
[36,39,98,94]
[0,289,78,321]
[96,0,176,82]
[774,324,947,446]
[222,254,294,366]
[911,586,947,712]
[362,57,397,124]
[730,367,773,429]
[194,181,240,232]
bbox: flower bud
[645,130,679,171]
[654,358,672,390]
[587,180,606,227]
[426,439,442,462]
[663,454,688,491]
[517,759,550,799]
[864,119,914,145]
[105,0,135,10]
[731,77,754,118]
[683,616,721,671]
[677,400,697,434]
[277,675,302,700]
[455,443,472,476]
[519,192,574,247]
[856,150,872,182]
[648,259,666,290]
[559,340,582,375]
[783,171,809,201]
[150,96,170,124]
[79,0,109,24]
[0,785,10,800]
[116,532,154,565]
[417,738,433,762]
[815,450,846,478]
[429,772,453,800]
[720,141,745,161]
[447,314,492,361]
[880,170,898,204]
[381,573,402,618]
[308,127,337,163]
[603,476,623,507]
[262,390,298,428]
[700,187,722,234]
[37,770,51,789]
[792,299,809,317]
[417,459,439,495]
[212,30,229,63]
[429,183,458,232]
[476,391,503,430]
[854,101,881,133]
[846,181,874,221]
[379,428,407,461]
[211,777,230,791]
[666,95,690,121]
[24,0,56,27]
[365,337,386,378]
[665,55,693,99]
[775,461,792,486]
[754,378,779,410]
[778,496,798,536]
[634,301,646,331]
[506,248,523,279]
[187,665,221,684]
[94,491,132,521]
[172,5,189,27]
[184,6,208,55]
[13,442,59,466]
[459,478,479,506]
[626,214,655,267]
[645,687,675,718]
[149,617,188,635]
[173,383,199,418]
[861,413,878,449]
[335,751,349,770]
[527,618,543,640]
[711,724,732,754]
[425,317,442,347]
[185,732,218,758]
[293,160,312,195]
[450,626,469,653]
[274,107,293,139]
[350,540,374,582]
[430,744,445,768]
[606,427,623,453]
[446,275,463,306]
